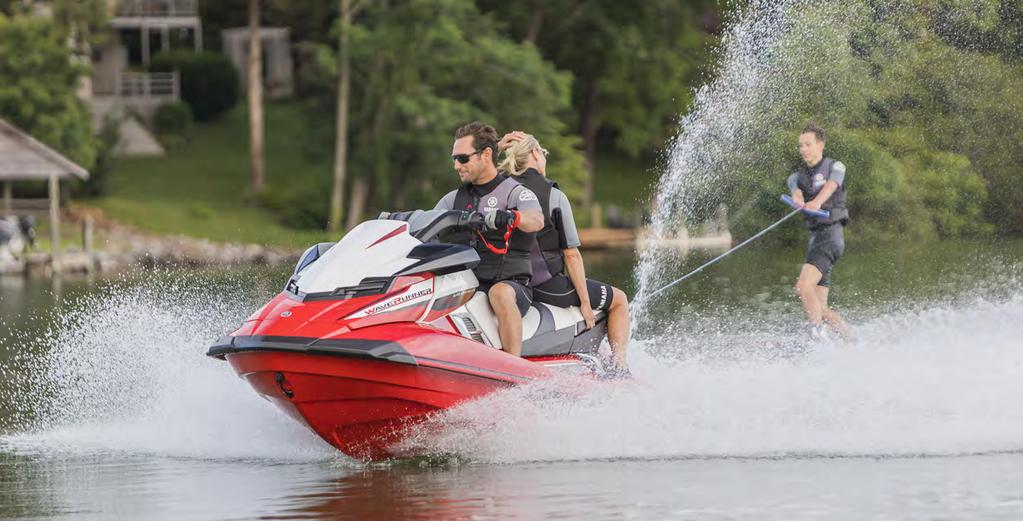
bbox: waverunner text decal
[360,287,434,316]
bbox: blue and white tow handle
[780,194,830,219]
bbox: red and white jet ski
[208,210,608,460]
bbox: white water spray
[0,272,333,462]
[634,0,865,319]
[405,292,1023,463]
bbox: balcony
[117,0,197,17]
[109,0,203,63]
[92,71,180,115]
[114,71,180,100]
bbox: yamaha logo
[487,196,498,207]
[280,311,292,317]
[519,189,538,202]
[813,173,826,188]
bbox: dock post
[83,215,94,273]
[2,181,11,214]
[49,173,60,273]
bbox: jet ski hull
[211,323,579,460]
[224,349,521,460]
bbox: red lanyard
[475,211,521,255]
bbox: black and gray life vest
[515,168,567,285]
[795,157,849,228]
[451,175,535,283]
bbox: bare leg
[795,263,824,325]
[488,282,523,356]
[815,285,850,337]
[607,287,630,368]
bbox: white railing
[116,71,180,100]
[117,0,198,17]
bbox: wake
[403,290,1023,463]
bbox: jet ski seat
[457,292,606,357]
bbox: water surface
[1,240,1021,519]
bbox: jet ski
[207,209,609,460]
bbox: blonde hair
[498,134,543,176]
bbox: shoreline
[2,214,733,278]
[1,218,302,277]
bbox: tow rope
[633,195,832,307]
[476,211,521,255]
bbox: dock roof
[0,118,89,181]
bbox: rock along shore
[1,211,304,277]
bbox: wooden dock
[0,251,106,276]
[579,227,732,252]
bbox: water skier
[787,123,851,340]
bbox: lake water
[1,239,1022,520]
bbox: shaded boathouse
[0,117,90,274]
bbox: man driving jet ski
[433,122,545,357]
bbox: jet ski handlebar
[379,209,487,241]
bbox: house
[88,0,204,156]
[222,26,294,99]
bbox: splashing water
[1,267,1020,465]
[404,291,1023,463]
[0,271,334,463]
[634,0,865,320]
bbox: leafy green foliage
[76,114,120,198]
[154,101,195,141]
[0,14,96,169]
[473,0,715,210]
[294,0,584,225]
[149,51,239,121]
[479,0,715,157]
[721,1,1017,240]
[0,1,108,54]
[49,0,108,55]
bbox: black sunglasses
[452,149,484,165]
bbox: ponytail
[499,134,542,176]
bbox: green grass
[92,102,331,248]
[91,101,658,245]
[32,217,92,253]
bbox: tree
[0,1,107,52]
[248,0,264,193]
[48,0,108,57]
[328,0,368,232]
[200,0,339,51]
[478,0,716,210]
[0,14,96,168]
[299,0,583,228]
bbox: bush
[0,16,96,168]
[257,179,330,230]
[78,115,121,197]
[154,101,193,139]
[149,50,238,121]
